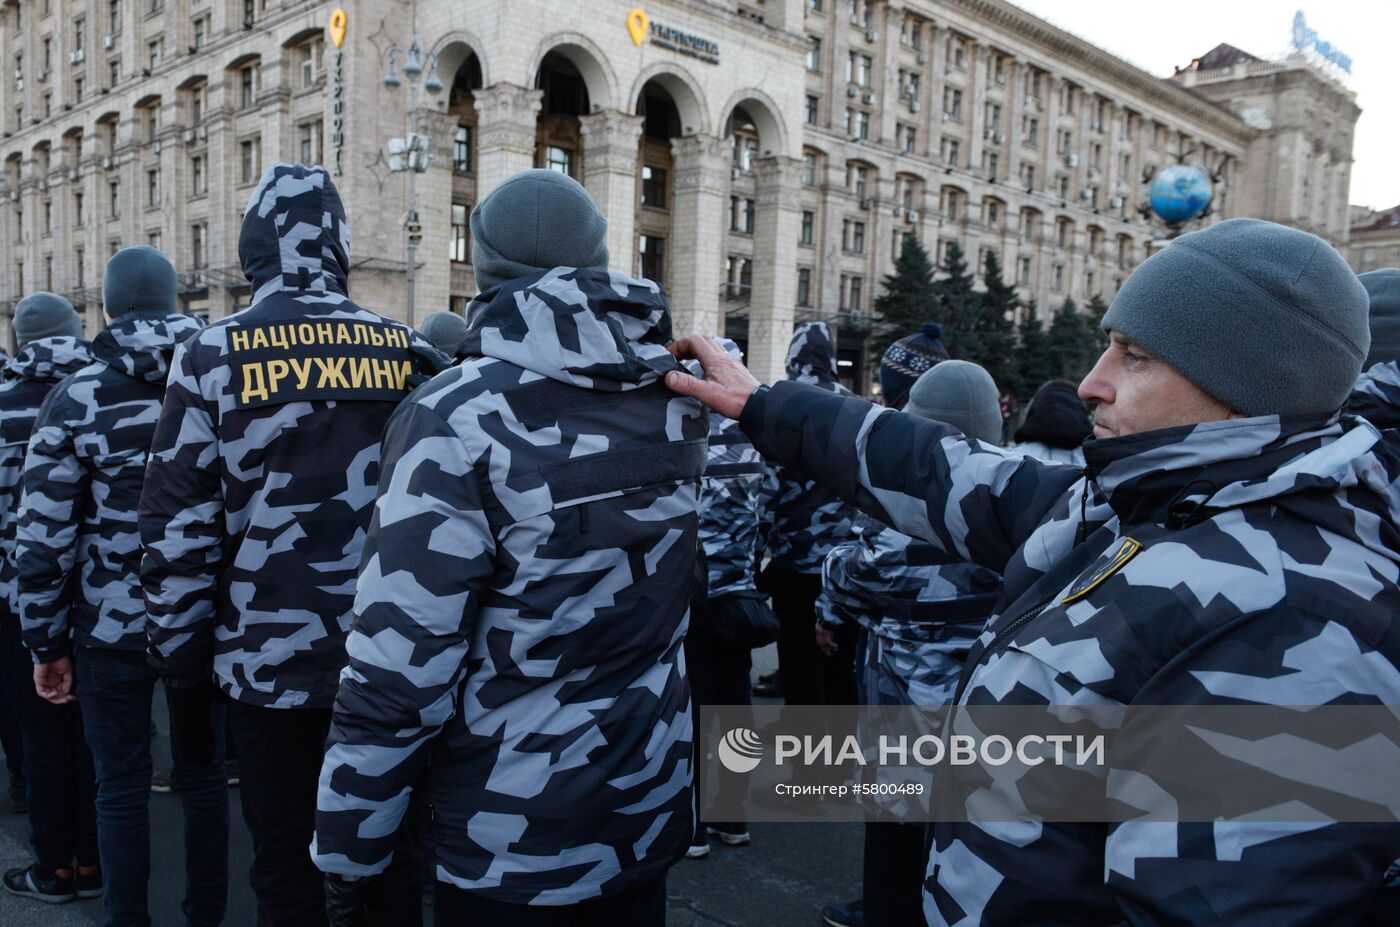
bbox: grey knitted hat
[1101,218,1368,417]
[103,245,178,317]
[14,292,82,347]
[470,169,608,294]
[905,359,1003,444]
[1360,269,1400,370]
[418,311,469,357]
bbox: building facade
[1348,204,1400,275]
[0,0,1358,388]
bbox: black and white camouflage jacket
[759,323,859,574]
[140,163,436,707]
[0,338,93,626]
[18,315,202,662]
[1349,359,1400,432]
[742,379,1400,926]
[313,267,707,905]
[698,338,765,598]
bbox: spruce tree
[1045,297,1099,382]
[1085,293,1111,360]
[976,250,1020,393]
[872,235,939,357]
[1014,303,1054,400]
[933,241,984,360]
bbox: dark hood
[458,267,682,391]
[238,163,351,303]
[1348,359,1400,431]
[1015,380,1092,449]
[4,336,93,383]
[785,322,839,386]
[91,312,205,384]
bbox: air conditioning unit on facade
[907,210,920,223]
[102,156,113,169]
[37,69,49,82]
[67,169,79,181]
[863,90,875,103]
[892,204,904,217]
[916,52,927,64]
[183,129,196,144]
[847,85,859,98]
[1065,153,1079,167]
[861,197,876,210]
[104,35,114,50]
[910,99,921,112]
[71,50,85,64]
[865,30,878,43]
[1109,196,1123,209]
[8,190,17,202]
[38,179,48,192]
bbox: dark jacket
[698,338,765,598]
[759,323,859,573]
[313,267,707,905]
[742,380,1400,926]
[1013,378,1092,450]
[140,163,436,708]
[0,337,93,625]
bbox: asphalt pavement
[0,644,863,927]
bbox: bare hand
[34,657,76,705]
[815,623,839,657]
[665,336,763,421]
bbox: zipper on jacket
[950,596,1056,708]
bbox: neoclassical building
[0,0,1359,388]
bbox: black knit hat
[879,322,950,407]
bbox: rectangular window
[802,153,817,187]
[45,256,53,291]
[855,110,869,140]
[193,18,207,50]
[299,44,315,89]
[1022,116,1038,146]
[74,190,84,227]
[1021,163,1036,190]
[797,267,812,307]
[851,220,865,254]
[147,168,159,207]
[847,275,864,311]
[899,124,916,154]
[74,18,85,51]
[74,76,83,102]
[192,223,205,269]
[806,37,821,72]
[148,230,160,251]
[43,200,53,236]
[109,60,120,89]
[805,95,819,126]
[985,200,1000,229]
[450,203,469,263]
[800,210,814,246]
[1053,263,1065,291]
[545,145,571,175]
[146,106,158,142]
[638,234,665,286]
[109,0,120,34]
[299,120,323,165]
[453,125,471,172]
[76,249,85,288]
[848,165,868,200]
[240,138,260,184]
[148,40,160,71]
[109,179,119,217]
[191,155,205,195]
[241,67,256,108]
[641,165,667,208]
[943,87,962,121]
[1017,255,1032,286]
[940,137,959,167]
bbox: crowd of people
[0,159,1393,927]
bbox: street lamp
[381,2,443,327]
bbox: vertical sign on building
[328,9,348,176]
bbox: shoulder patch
[1060,536,1141,605]
[228,318,416,409]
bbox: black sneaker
[705,823,751,846]
[4,863,75,903]
[7,776,27,814]
[821,898,864,927]
[150,767,176,794]
[74,867,103,899]
[225,759,239,788]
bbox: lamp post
[381,3,443,327]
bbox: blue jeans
[76,646,229,927]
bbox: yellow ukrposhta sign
[328,9,348,49]
[627,9,649,46]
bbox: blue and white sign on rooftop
[1292,11,1352,74]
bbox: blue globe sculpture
[1149,164,1213,224]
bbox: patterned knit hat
[879,322,950,407]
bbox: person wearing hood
[818,359,1006,927]
[14,251,219,924]
[1346,269,1400,433]
[0,294,100,905]
[139,165,437,927]
[312,169,706,925]
[762,322,862,708]
[1013,378,1093,465]
[416,310,470,360]
[667,218,1400,924]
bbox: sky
[1011,1,1400,210]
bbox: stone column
[668,134,729,340]
[473,83,542,198]
[578,110,643,274]
[749,156,803,386]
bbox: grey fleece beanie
[14,292,82,348]
[1360,269,1400,370]
[905,359,1003,444]
[471,169,608,293]
[418,311,469,356]
[1101,218,1368,417]
[103,245,178,317]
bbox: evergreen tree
[933,241,983,359]
[1045,297,1099,382]
[1013,303,1054,400]
[1085,293,1111,359]
[872,235,939,357]
[976,250,1021,393]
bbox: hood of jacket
[786,322,840,386]
[238,163,351,304]
[458,266,682,391]
[1347,359,1400,430]
[91,312,205,384]
[4,336,93,384]
[1015,380,1092,449]
[1083,413,1400,563]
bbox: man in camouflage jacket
[16,249,224,925]
[762,322,861,707]
[668,219,1400,924]
[0,294,99,902]
[314,170,706,924]
[139,164,434,927]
